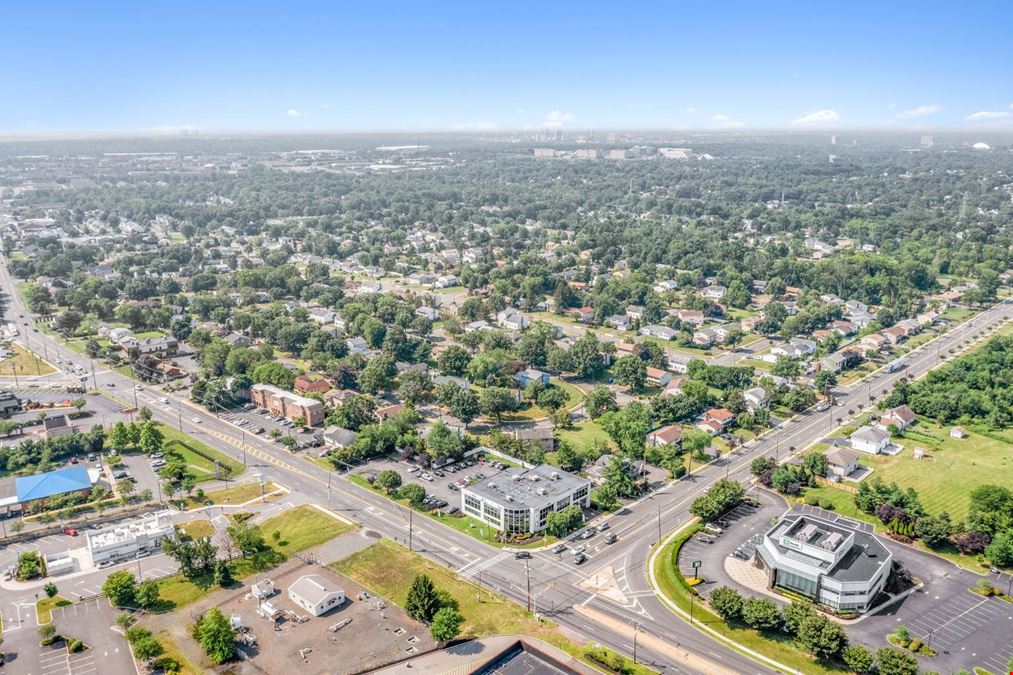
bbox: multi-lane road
[3,254,1011,674]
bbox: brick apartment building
[250,383,326,426]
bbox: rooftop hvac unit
[551,472,559,480]
[528,475,540,482]
[511,475,522,481]
[538,488,547,496]
[505,495,513,502]
[488,482,496,489]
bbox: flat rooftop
[770,510,890,584]
[464,464,587,510]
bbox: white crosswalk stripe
[457,551,511,578]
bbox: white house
[497,309,530,331]
[743,387,769,411]
[639,324,678,341]
[850,426,890,455]
[606,314,632,331]
[514,369,550,388]
[287,574,345,616]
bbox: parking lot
[676,490,783,600]
[217,403,320,448]
[182,564,435,674]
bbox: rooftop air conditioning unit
[551,471,559,480]
[538,488,548,496]
[505,495,513,502]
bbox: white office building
[87,511,176,566]
[461,464,590,535]
[756,510,892,613]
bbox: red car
[63,528,79,536]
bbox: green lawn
[153,505,352,611]
[940,307,977,322]
[0,343,56,376]
[158,424,245,480]
[36,595,72,623]
[653,526,847,675]
[176,519,215,539]
[333,540,655,675]
[861,422,1013,523]
[556,419,614,450]
[497,378,584,422]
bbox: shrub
[67,638,84,653]
[907,637,922,652]
[709,586,744,622]
[38,623,58,645]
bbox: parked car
[596,522,610,532]
[580,528,596,539]
[63,528,79,536]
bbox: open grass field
[332,540,655,675]
[859,422,1013,523]
[159,424,245,479]
[0,342,56,376]
[259,504,354,554]
[496,378,584,422]
[555,418,614,450]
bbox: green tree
[436,345,472,376]
[399,483,427,507]
[584,385,617,419]
[771,355,802,378]
[404,574,441,623]
[38,623,57,644]
[874,647,918,675]
[136,579,161,610]
[251,361,296,389]
[102,570,137,606]
[796,613,847,660]
[841,645,874,674]
[536,387,569,413]
[430,606,464,643]
[611,355,647,392]
[602,455,637,498]
[361,354,397,393]
[709,586,743,622]
[110,421,131,450]
[138,422,164,455]
[137,406,153,422]
[375,469,402,494]
[914,511,953,547]
[213,559,233,587]
[448,387,481,426]
[196,607,235,664]
[782,599,814,634]
[985,530,1013,567]
[545,504,583,536]
[740,597,780,630]
[598,403,651,457]
[44,582,58,598]
[479,387,518,422]
[133,636,165,661]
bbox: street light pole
[633,621,639,664]
[525,558,531,613]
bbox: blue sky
[3,1,1012,133]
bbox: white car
[192,417,202,423]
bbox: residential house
[830,320,857,336]
[415,306,439,322]
[432,374,469,391]
[700,285,726,300]
[625,305,646,321]
[882,326,906,346]
[701,408,735,430]
[346,336,370,354]
[513,426,555,452]
[653,280,680,293]
[743,387,769,412]
[676,309,705,326]
[825,447,860,479]
[606,315,632,331]
[586,454,640,486]
[859,333,889,353]
[126,336,179,359]
[661,377,686,397]
[950,426,967,439]
[667,352,693,374]
[294,375,332,396]
[640,324,678,341]
[645,367,672,387]
[323,389,357,408]
[570,307,595,323]
[514,369,550,388]
[850,426,890,455]
[879,404,916,431]
[322,426,357,450]
[496,309,530,331]
[375,403,404,421]
[464,320,490,333]
[647,425,683,448]
[693,328,719,347]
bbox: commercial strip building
[0,465,97,515]
[250,383,325,426]
[755,511,892,613]
[86,511,176,566]
[461,464,590,535]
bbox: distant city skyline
[3,1,1012,134]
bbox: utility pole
[657,498,661,542]
[177,403,183,431]
[90,358,98,390]
[633,621,639,664]
[408,509,413,551]
[327,471,332,507]
[690,594,695,623]
[525,558,531,613]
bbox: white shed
[287,574,345,617]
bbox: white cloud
[792,109,840,126]
[515,108,526,115]
[711,113,745,129]
[321,104,332,111]
[896,104,941,120]
[685,106,697,114]
[542,110,575,128]
[451,121,499,131]
[965,110,1013,121]
[285,109,307,118]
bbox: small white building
[287,574,345,616]
[251,579,276,599]
[849,426,890,455]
